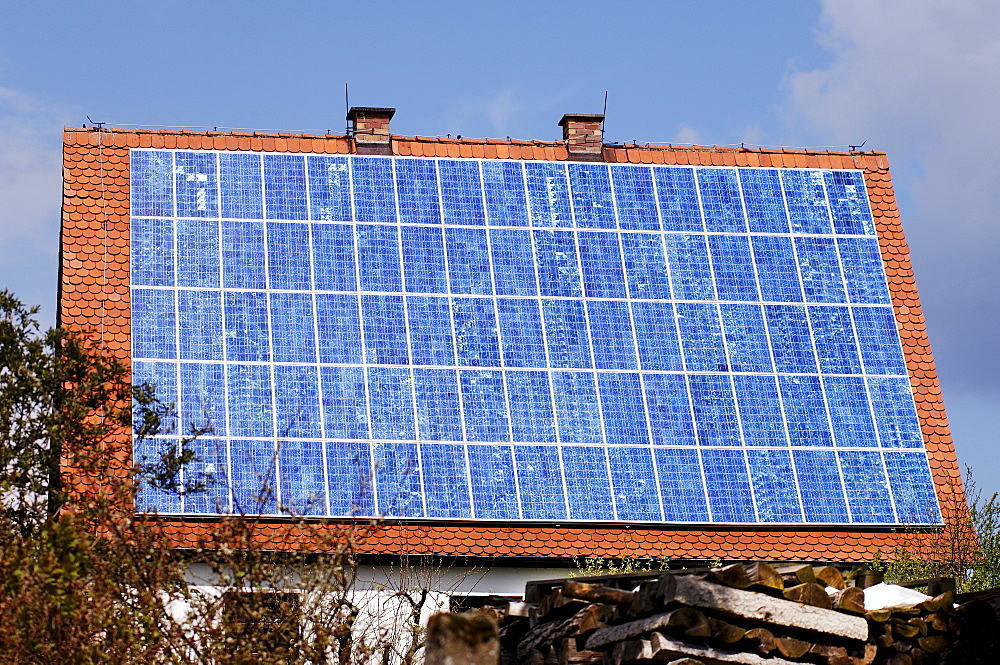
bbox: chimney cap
[558,113,605,127]
[347,107,396,121]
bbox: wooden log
[929,591,956,616]
[585,607,710,650]
[924,612,948,633]
[598,574,869,645]
[874,624,894,647]
[774,563,816,586]
[526,649,546,665]
[892,622,920,639]
[783,582,833,609]
[665,659,706,665]
[741,627,775,655]
[646,632,799,665]
[610,638,651,665]
[664,607,712,639]
[814,566,846,590]
[917,635,948,653]
[706,616,745,644]
[855,644,878,665]
[425,612,499,665]
[744,562,783,594]
[886,654,912,665]
[773,636,811,659]
[866,609,892,623]
[808,642,851,665]
[904,617,928,637]
[562,581,635,606]
[557,637,602,665]
[519,604,607,658]
[831,587,866,615]
[707,564,752,589]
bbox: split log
[610,638,651,665]
[557,637,602,665]
[924,612,948,632]
[774,563,816,586]
[707,564,752,589]
[608,574,869,644]
[741,627,775,655]
[866,608,892,622]
[585,607,712,649]
[831,586,866,615]
[782,582,833,609]
[813,566,846,590]
[707,616,746,644]
[893,622,921,639]
[561,581,634,606]
[808,642,850,665]
[917,635,948,653]
[664,607,712,639]
[646,632,799,665]
[425,612,499,665]
[904,617,928,637]
[519,605,606,658]
[744,562,783,594]
[773,636,811,659]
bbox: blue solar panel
[130,150,941,525]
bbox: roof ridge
[62,127,886,157]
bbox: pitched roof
[59,127,965,562]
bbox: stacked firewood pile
[486,563,972,665]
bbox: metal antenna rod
[345,83,350,135]
[601,91,608,140]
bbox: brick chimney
[348,107,395,155]
[559,113,605,161]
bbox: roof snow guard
[58,113,966,562]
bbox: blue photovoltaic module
[130,150,941,525]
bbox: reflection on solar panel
[130,151,941,525]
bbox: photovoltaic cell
[131,151,938,525]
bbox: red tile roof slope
[59,127,967,562]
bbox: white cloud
[672,124,702,145]
[0,88,65,248]
[0,88,71,321]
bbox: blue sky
[2,1,999,499]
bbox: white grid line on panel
[168,151,185,513]
[139,434,925,454]
[694,447,715,523]
[440,162,479,520]
[479,161,525,520]
[603,164,631,521]
[147,357,911,384]
[304,157,332,517]
[392,158,427,519]
[134,281,906,311]
[523,161,570,520]
[566,162,616,521]
[214,153,235,515]
[347,157,380,516]
[260,154,283,513]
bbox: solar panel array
[129,150,942,524]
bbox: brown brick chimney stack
[348,107,395,155]
[559,113,605,161]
